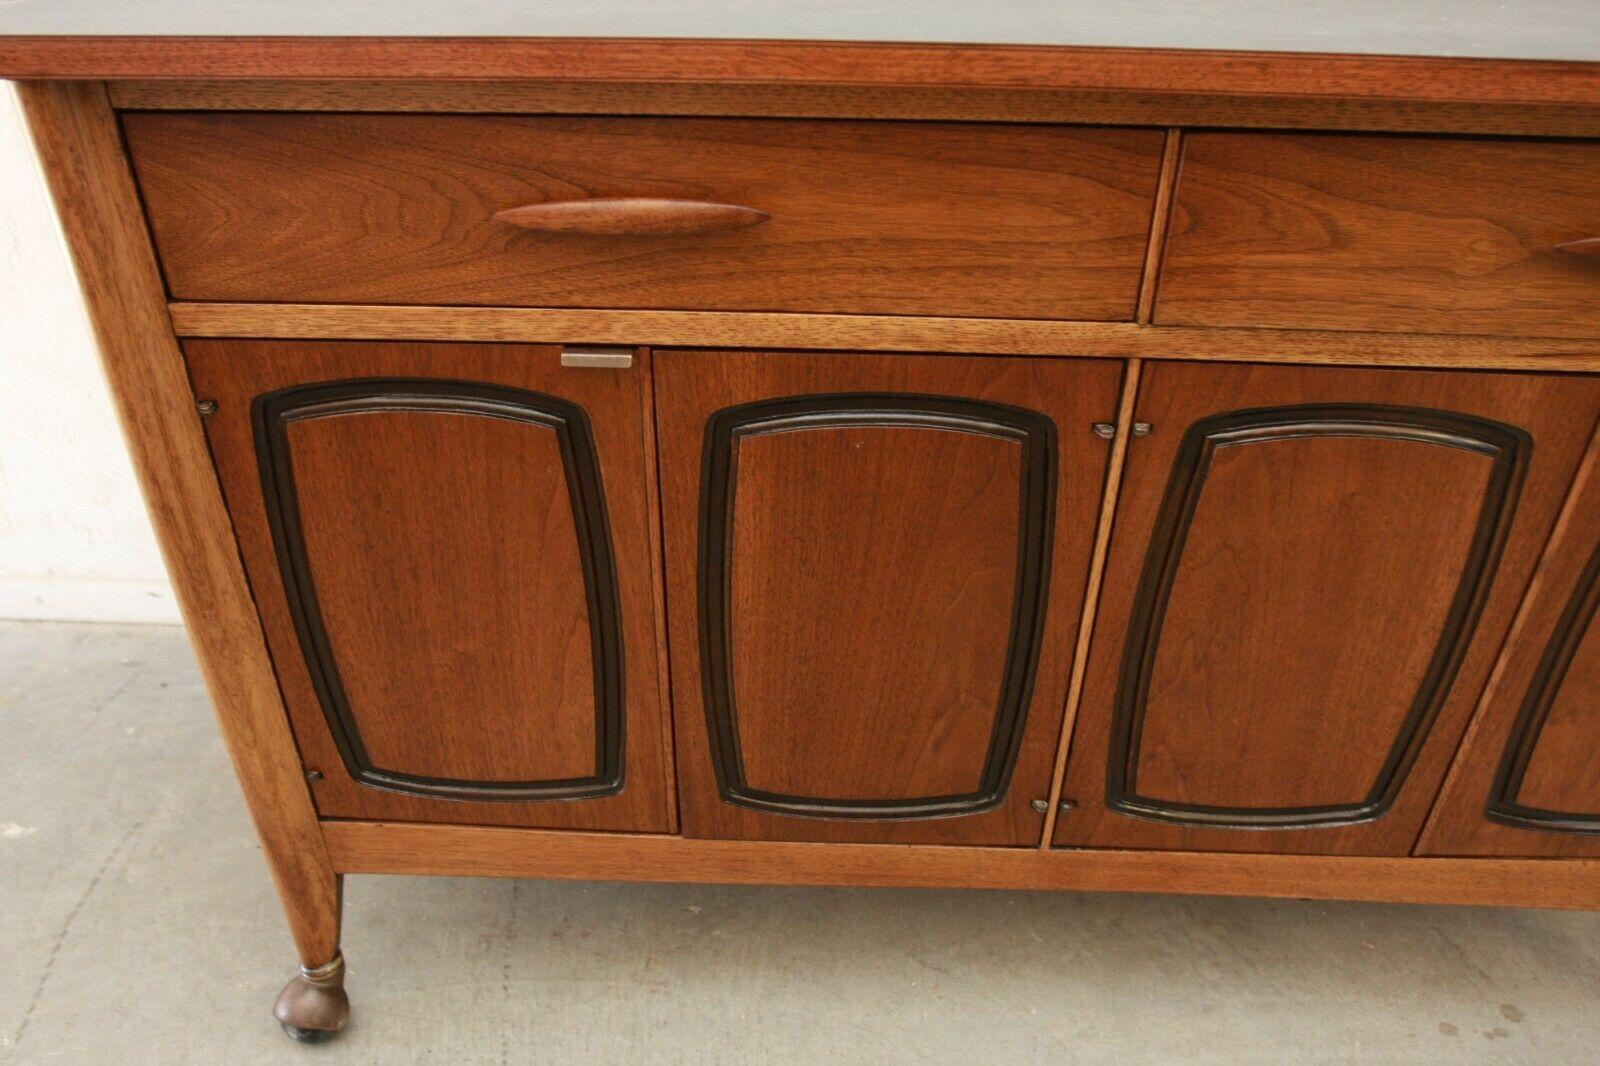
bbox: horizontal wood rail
[166,302,1600,372]
[321,821,1600,910]
[105,80,1600,140]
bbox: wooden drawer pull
[493,197,770,235]
[1553,237,1600,259]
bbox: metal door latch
[560,346,634,369]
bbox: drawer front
[1156,133,1600,338]
[123,113,1165,320]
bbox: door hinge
[196,399,218,416]
[1091,421,1152,439]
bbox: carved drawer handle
[493,198,770,236]
[1553,237,1600,259]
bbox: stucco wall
[0,82,177,623]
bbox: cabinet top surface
[1,0,1598,61]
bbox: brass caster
[274,951,349,1042]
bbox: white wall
[0,82,178,624]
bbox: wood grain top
[1,7,1598,100]
[1,1,1597,60]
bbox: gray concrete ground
[1,620,1597,1064]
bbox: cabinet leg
[272,872,348,1041]
[274,950,349,1042]
[15,77,353,1046]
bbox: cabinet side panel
[16,80,339,965]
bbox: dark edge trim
[1107,403,1528,830]
[1487,537,1600,833]
[254,378,625,803]
[697,393,1057,820]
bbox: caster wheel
[281,1022,341,1044]
[273,951,349,1042]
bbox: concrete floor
[2,621,1598,1064]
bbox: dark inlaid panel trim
[255,379,625,802]
[698,394,1057,820]
[1109,404,1528,830]
[1489,539,1600,833]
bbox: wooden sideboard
[6,9,1600,1040]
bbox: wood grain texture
[655,350,1122,844]
[1136,131,1182,325]
[320,820,1600,911]
[105,79,1600,139]
[16,81,341,966]
[1055,361,1600,855]
[1131,431,1503,813]
[1555,237,1600,259]
[1421,421,1600,857]
[6,39,1600,105]
[185,339,671,830]
[164,303,1600,372]
[636,348,681,833]
[1158,133,1600,339]
[1039,359,1143,847]
[264,393,600,790]
[123,112,1164,320]
[1515,613,1600,815]
[727,424,1023,803]
[493,197,770,235]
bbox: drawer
[122,113,1166,320]
[1156,132,1600,338]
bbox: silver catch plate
[560,346,635,369]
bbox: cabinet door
[1419,439,1600,858]
[187,340,671,831]
[1054,362,1600,855]
[656,350,1123,844]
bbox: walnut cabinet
[10,27,1600,1039]
[190,339,1600,862]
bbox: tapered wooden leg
[274,874,347,1041]
[17,79,350,1038]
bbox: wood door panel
[657,350,1122,844]
[258,383,617,797]
[1115,409,1522,827]
[1155,132,1600,339]
[1056,361,1600,855]
[186,339,670,830]
[1510,558,1600,823]
[710,396,1053,818]
[1420,434,1600,857]
[123,113,1165,320]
